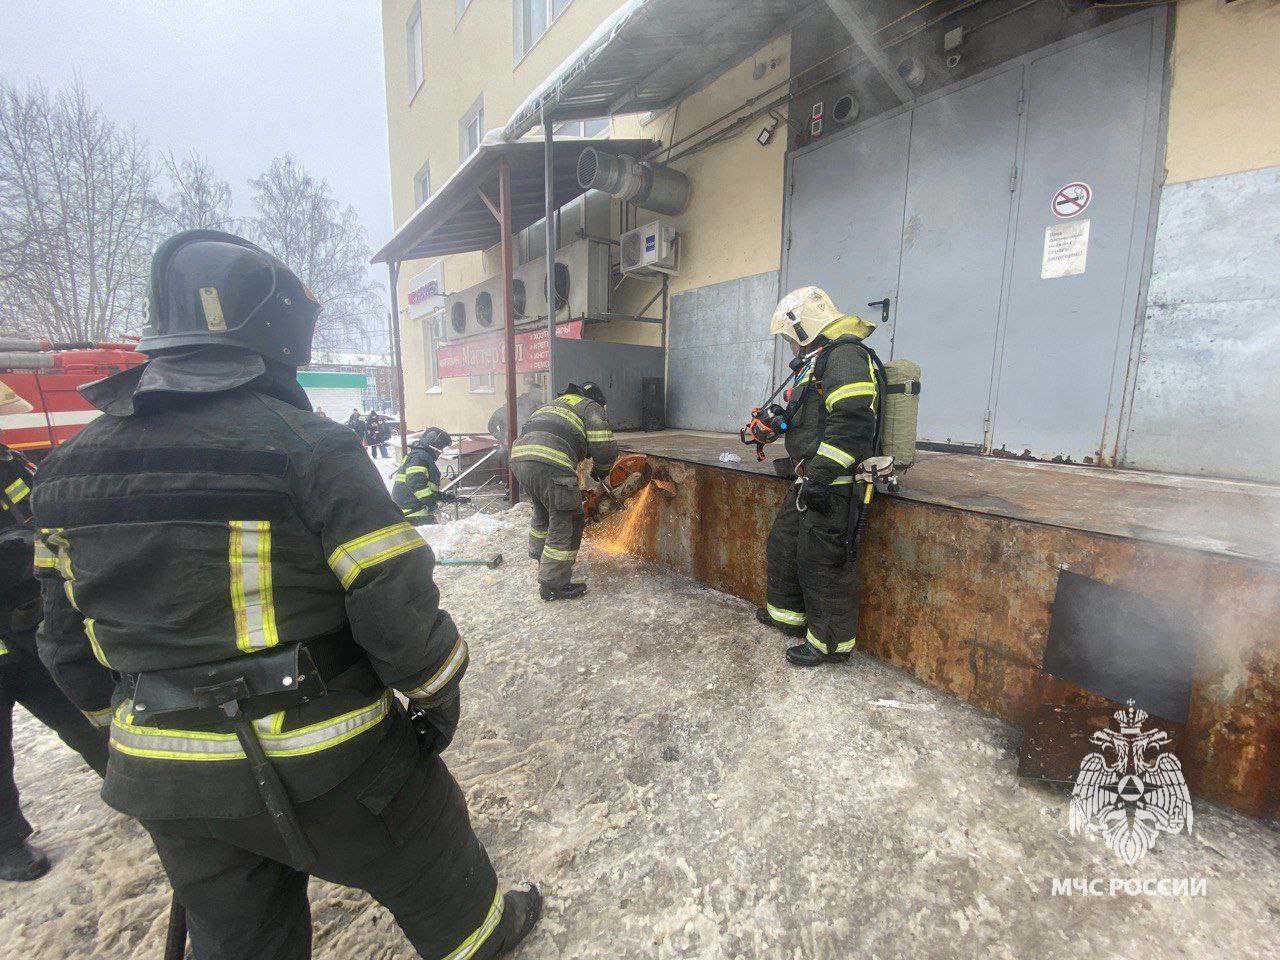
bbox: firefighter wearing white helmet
[757,286,880,667]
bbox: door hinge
[786,229,793,251]
[1009,163,1019,193]
[1017,88,1026,116]
[789,176,796,197]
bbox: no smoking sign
[1052,182,1091,218]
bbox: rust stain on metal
[586,454,1280,820]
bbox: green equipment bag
[879,358,921,472]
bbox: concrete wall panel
[1125,164,1280,481]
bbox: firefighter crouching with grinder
[392,427,462,525]
[510,382,617,601]
[756,287,880,667]
[31,230,540,960]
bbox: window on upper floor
[413,161,431,207]
[459,95,484,161]
[514,0,575,62]
[553,118,610,139]
[406,3,424,95]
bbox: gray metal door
[893,66,1024,448]
[991,19,1163,462]
[783,110,911,367]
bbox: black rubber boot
[0,841,51,882]
[755,606,806,638]
[785,642,851,668]
[494,883,542,957]
[540,582,587,602]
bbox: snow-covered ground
[3,506,1279,959]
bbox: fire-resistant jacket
[391,444,444,516]
[0,444,39,662]
[30,348,467,820]
[783,318,879,488]
[510,393,618,478]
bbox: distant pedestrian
[315,407,329,419]
[366,414,391,459]
[346,409,368,443]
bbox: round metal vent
[450,301,467,333]
[476,291,494,327]
[622,233,642,271]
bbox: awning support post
[386,260,409,452]
[541,101,558,389]
[498,159,520,505]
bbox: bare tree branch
[162,150,236,233]
[247,155,387,357]
[0,79,161,341]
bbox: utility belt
[120,624,366,868]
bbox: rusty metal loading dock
[598,431,1280,821]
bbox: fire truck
[0,338,146,458]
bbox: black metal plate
[1043,571,1196,723]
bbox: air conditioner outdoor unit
[620,220,678,277]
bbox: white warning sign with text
[1042,219,1090,279]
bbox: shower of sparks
[593,484,657,556]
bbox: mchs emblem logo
[1068,701,1193,866]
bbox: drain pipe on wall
[542,100,557,389]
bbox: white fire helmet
[769,286,875,346]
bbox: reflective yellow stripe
[328,522,426,590]
[541,544,577,562]
[405,465,431,475]
[830,476,853,486]
[530,527,547,539]
[766,604,807,626]
[534,405,585,434]
[4,478,29,504]
[864,483,874,505]
[824,381,876,411]
[442,887,505,960]
[414,484,439,500]
[83,619,110,667]
[0,639,7,657]
[560,394,586,406]
[815,442,855,468]
[510,443,575,470]
[586,430,614,443]
[229,521,279,653]
[34,538,56,569]
[807,629,856,654]
[110,694,391,761]
[82,706,113,729]
[403,637,469,702]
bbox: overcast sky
[1,0,392,290]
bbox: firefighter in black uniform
[756,287,880,667]
[31,230,540,958]
[0,412,109,881]
[392,428,457,524]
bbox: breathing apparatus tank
[878,357,921,473]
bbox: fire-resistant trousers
[511,459,583,588]
[763,482,866,654]
[1,630,109,850]
[142,750,512,960]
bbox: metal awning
[372,138,655,265]
[502,0,816,142]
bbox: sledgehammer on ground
[438,554,504,569]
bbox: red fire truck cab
[0,339,146,458]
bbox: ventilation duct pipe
[576,148,692,216]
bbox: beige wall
[1164,0,1280,185]
[382,0,791,433]
[383,0,632,431]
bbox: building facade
[381,0,1280,483]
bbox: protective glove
[408,690,460,756]
[800,480,834,515]
[590,465,612,482]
